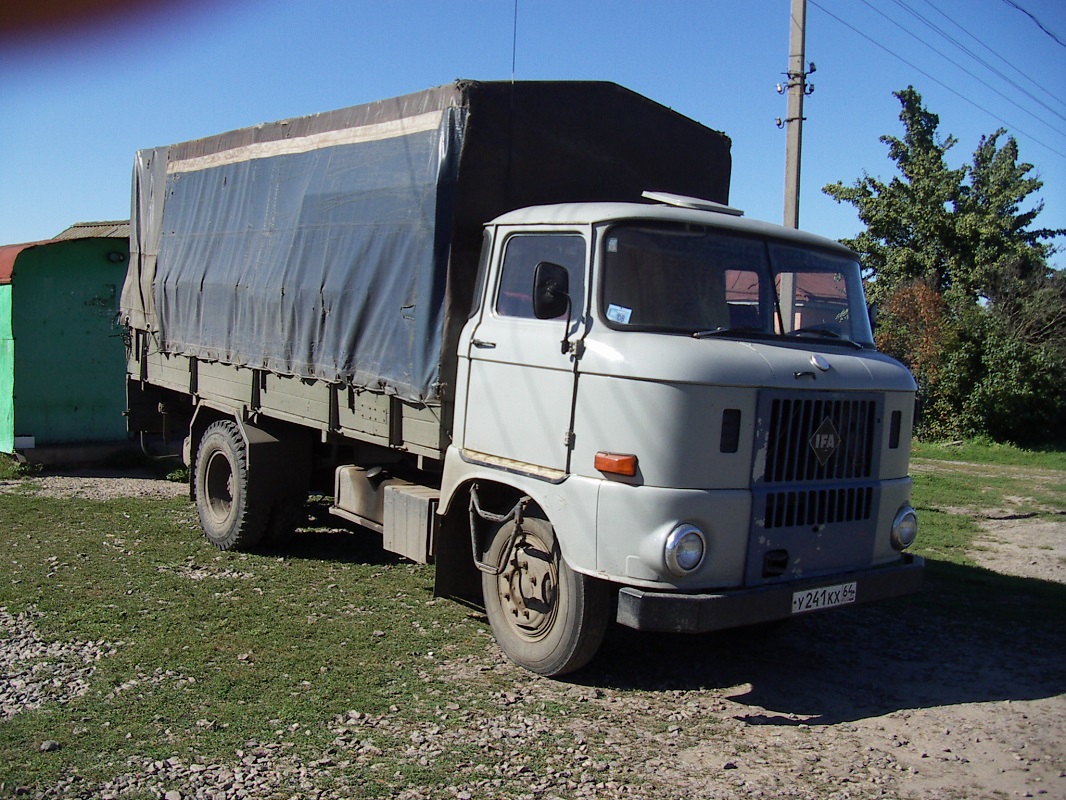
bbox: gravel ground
[0,608,117,721]
[0,469,187,502]
[2,468,1064,800]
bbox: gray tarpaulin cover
[120,81,731,403]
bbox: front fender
[440,446,600,577]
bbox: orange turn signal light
[595,451,638,477]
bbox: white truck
[121,81,922,675]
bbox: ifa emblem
[809,417,841,465]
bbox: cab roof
[487,199,856,257]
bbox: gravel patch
[0,607,117,720]
[0,469,187,501]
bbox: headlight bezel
[891,505,918,551]
[664,524,707,576]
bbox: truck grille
[758,394,879,484]
[749,391,884,580]
[763,486,874,530]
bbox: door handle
[472,339,497,349]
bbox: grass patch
[910,505,983,566]
[0,454,40,480]
[0,493,498,792]
[913,439,1066,471]
[910,465,1064,517]
[910,441,1066,565]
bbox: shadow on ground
[257,516,1066,724]
[579,559,1066,724]
[148,491,1066,725]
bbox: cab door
[461,231,587,474]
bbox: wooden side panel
[197,360,254,408]
[259,373,331,427]
[132,342,446,459]
[337,388,392,441]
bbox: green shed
[0,222,130,455]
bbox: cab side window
[496,234,585,319]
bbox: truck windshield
[600,222,875,347]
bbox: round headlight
[665,524,706,576]
[891,506,918,551]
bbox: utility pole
[781,0,814,229]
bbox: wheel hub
[497,530,559,640]
[204,450,235,523]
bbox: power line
[903,0,1066,122]
[856,0,1066,138]
[1001,0,1066,48]
[808,0,1066,160]
[915,0,1066,118]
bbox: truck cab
[442,194,922,675]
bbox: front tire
[194,420,266,551]
[482,510,609,676]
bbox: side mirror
[532,262,570,320]
[533,262,574,354]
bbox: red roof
[0,242,48,286]
[2,221,130,285]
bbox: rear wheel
[482,510,609,676]
[194,420,266,551]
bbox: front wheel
[482,510,609,676]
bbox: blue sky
[2,0,1064,268]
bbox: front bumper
[616,554,924,633]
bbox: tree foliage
[824,87,1066,445]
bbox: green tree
[823,87,1066,445]
[962,131,1058,291]
[824,87,966,304]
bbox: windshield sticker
[606,304,633,324]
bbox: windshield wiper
[695,325,867,349]
[693,327,768,340]
[786,326,864,349]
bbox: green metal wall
[0,286,13,453]
[10,239,129,446]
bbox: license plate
[791,581,857,615]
